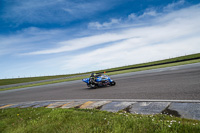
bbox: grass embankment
[0,73,88,86]
[1,53,200,91]
[0,108,199,133]
[108,58,200,75]
[100,53,200,73]
[0,75,89,91]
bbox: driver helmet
[91,73,95,77]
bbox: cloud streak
[24,33,131,55]
[1,0,118,25]
[88,19,121,29]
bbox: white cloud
[59,4,200,72]
[62,36,200,72]
[128,13,137,20]
[88,8,159,30]
[1,0,119,24]
[88,18,121,29]
[88,0,188,30]
[164,0,185,11]
[24,32,130,55]
[138,10,158,18]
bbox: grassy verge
[0,75,89,91]
[99,53,200,72]
[0,108,199,133]
[1,59,200,91]
[0,73,88,86]
[107,58,200,75]
[1,53,200,86]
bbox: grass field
[0,108,199,133]
[108,58,200,75]
[0,75,88,91]
[0,73,86,87]
[97,53,200,73]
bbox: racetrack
[0,63,200,104]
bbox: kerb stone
[130,102,170,114]
[168,103,200,120]
[101,102,135,112]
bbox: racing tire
[90,83,97,89]
[110,81,116,86]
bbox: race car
[82,73,116,88]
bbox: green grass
[0,75,89,91]
[107,58,200,75]
[100,53,200,72]
[0,73,88,86]
[1,58,200,91]
[1,53,200,86]
[0,108,199,133]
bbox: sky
[0,0,200,79]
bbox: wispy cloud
[164,0,185,11]
[88,19,121,29]
[24,32,131,55]
[88,0,188,30]
[1,0,118,25]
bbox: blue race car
[82,73,116,88]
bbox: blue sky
[0,0,200,79]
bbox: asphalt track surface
[0,63,200,104]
